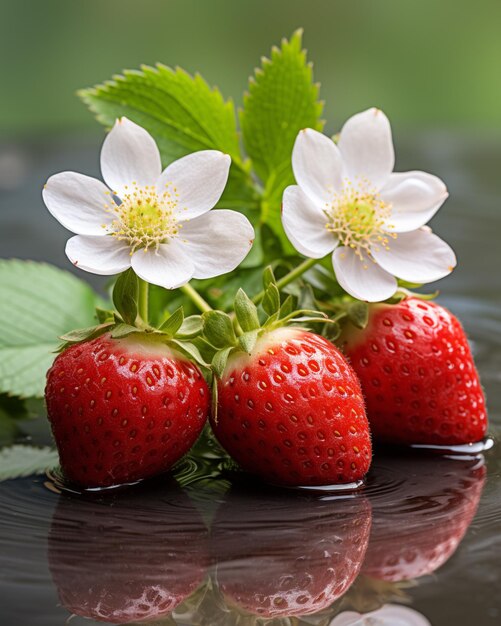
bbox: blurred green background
[1,0,500,137]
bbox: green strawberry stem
[252,257,318,304]
[138,277,149,324]
[180,283,213,314]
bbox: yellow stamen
[104,182,182,254]
[325,178,396,261]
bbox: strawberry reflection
[48,480,208,624]
[211,484,372,619]
[362,453,486,584]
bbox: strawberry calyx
[202,266,333,379]
[56,268,208,370]
[201,266,335,418]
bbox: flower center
[325,182,395,260]
[106,183,181,254]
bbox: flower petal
[381,171,449,233]
[282,185,338,259]
[371,229,457,284]
[43,172,114,236]
[292,128,344,203]
[65,235,131,275]
[131,240,194,290]
[179,209,254,279]
[338,108,395,190]
[330,605,431,626]
[100,117,162,196]
[332,246,397,302]
[156,151,231,220]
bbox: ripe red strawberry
[45,333,209,488]
[211,485,372,618]
[362,454,485,582]
[211,327,372,486]
[48,482,209,623]
[338,297,487,446]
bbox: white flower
[330,604,432,626]
[282,108,456,302]
[43,117,254,289]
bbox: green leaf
[95,307,115,324]
[112,269,138,326]
[262,283,281,317]
[262,265,276,290]
[239,330,259,355]
[279,295,295,319]
[159,306,184,337]
[203,311,237,349]
[79,65,258,212]
[234,289,260,332]
[212,346,234,380]
[240,29,323,234]
[0,445,59,482]
[176,315,203,340]
[169,339,209,369]
[59,323,113,344]
[0,260,100,398]
[347,302,370,329]
[110,323,141,339]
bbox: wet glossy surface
[0,133,500,625]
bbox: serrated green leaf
[159,307,184,337]
[0,260,100,398]
[203,311,237,349]
[79,64,258,212]
[241,29,323,183]
[240,29,323,240]
[112,269,138,326]
[234,289,260,332]
[0,445,59,482]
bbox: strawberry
[338,297,487,446]
[48,481,209,623]
[362,454,486,582]
[45,332,209,488]
[210,327,372,486]
[211,484,372,618]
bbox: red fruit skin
[362,454,485,582]
[211,328,372,486]
[45,333,209,488]
[48,484,208,623]
[212,486,371,618]
[339,298,488,446]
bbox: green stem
[252,257,318,304]
[138,278,149,324]
[180,284,213,314]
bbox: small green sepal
[234,288,260,332]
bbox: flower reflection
[48,481,208,624]
[330,604,431,626]
[210,485,372,618]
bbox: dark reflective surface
[0,134,500,625]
